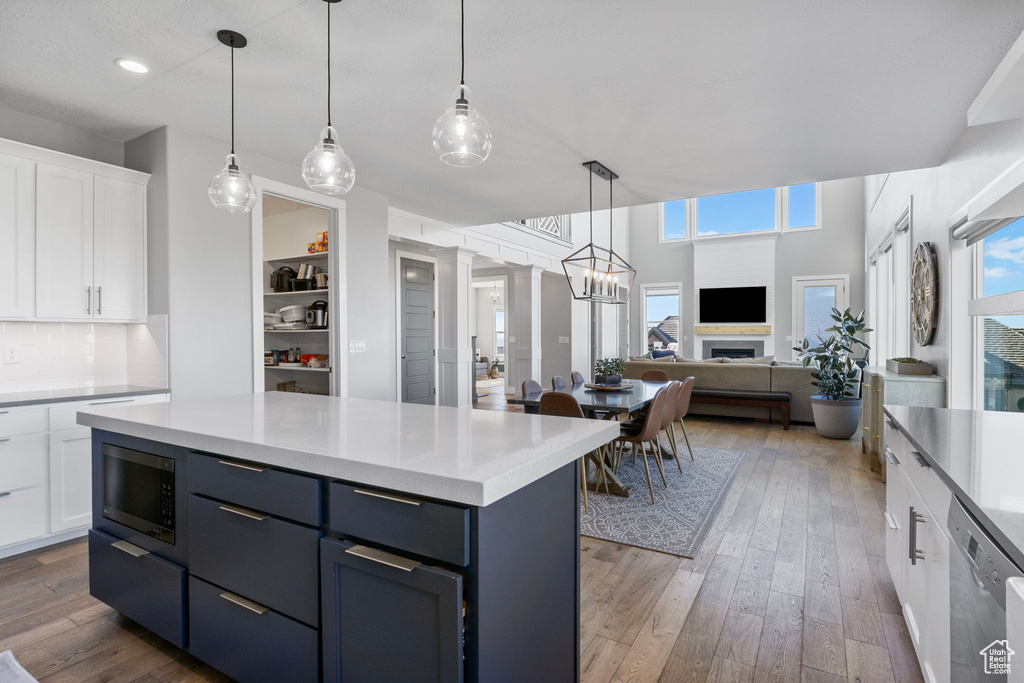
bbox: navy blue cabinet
[187,494,322,626]
[88,529,186,648]
[189,576,319,683]
[320,538,464,683]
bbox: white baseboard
[0,528,89,561]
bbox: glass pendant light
[302,0,355,195]
[208,30,257,213]
[433,0,492,166]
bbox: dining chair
[640,369,670,382]
[538,392,610,512]
[552,376,567,392]
[571,370,586,386]
[672,376,696,461]
[657,381,685,473]
[612,387,669,503]
[522,379,543,396]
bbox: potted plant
[594,357,625,386]
[794,308,871,439]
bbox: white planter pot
[809,396,863,439]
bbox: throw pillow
[750,355,776,365]
[651,349,674,359]
[702,357,726,363]
[676,357,699,363]
[773,359,803,366]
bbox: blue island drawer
[189,576,319,683]
[88,529,186,648]
[188,451,322,526]
[328,482,470,566]
[188,494,322,626]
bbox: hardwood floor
[0,416,922,683]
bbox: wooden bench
[690,388,792,430]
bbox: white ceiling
[2,1,1023,226]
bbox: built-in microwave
[102,443,176,544]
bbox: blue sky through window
[664,200,686,239]
[697,188,775,236]
[789,183,816,228]
[984,217,1024,327]
[646,294,678,322]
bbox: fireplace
[702,340,765,359]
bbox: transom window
[661,183,820,242]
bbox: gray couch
[622,359,858,423]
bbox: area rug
[581,445,747,558]
[0,651,38,683]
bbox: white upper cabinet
[0,154,35,318]
[94,176,145,321]
[35,163,95,320]
[0,138,149,323]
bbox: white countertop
[76,392,620,507]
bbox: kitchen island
[77,392,618,683]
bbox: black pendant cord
[229,43,235,156]
[460,0,465,87]
[326,1,332,128]
[588,167,594,245]
[608,175,613,255]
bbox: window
[793,276,849,347]
[494,310,505,359]
[660,183,819,241]
[642,284,680,351]
[977,218,1024,412]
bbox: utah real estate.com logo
[980,639,1015,675]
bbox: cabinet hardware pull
[86,286,91,314]
[0,410,9,415]
[97,286,102,315]
[910,451,930,468]
[219,503,269,521]
[218,459,270,473]
[89,399,133,406]
[909,506,925,565]
[220,591,268,615]
[884,512,898,531]
[0,491,11,498]
[353,488,422,506]
[884,447,899,466]
[0,438,10,444]
[111,540,150,557]
[345,544,420,572]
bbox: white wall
[0,105,123,166]
[263,205,330,259]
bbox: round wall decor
[911,242,938,346]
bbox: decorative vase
[605,374,622,386]
[809,396,863,439]
[594,374,606,385]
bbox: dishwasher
[949,496,1023,681]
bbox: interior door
[0,154,35,318]
[94,176,145,321]
[35,163,94,319]
[794,276,848,346]
[401,258,435,404]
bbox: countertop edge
[78,411,619,508]
[0,387,169,409]
[882,405,1024,570]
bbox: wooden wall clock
[911,242,938,346]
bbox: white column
[431,246,476,407]
[510,265,544,392]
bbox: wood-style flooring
[0,414,922,683]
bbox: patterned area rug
[581,445,747,558]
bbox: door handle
[97,286,102,315]
[86,286,91,314]
[218,503,269,521]
[909,506,925,565]
[344,544,420,572]
[220,591,268,615]
[910,451,930,468]
[401,355,407,359]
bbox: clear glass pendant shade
[208,154,257,213]
[433,85,492,167]
[302,126,355,195]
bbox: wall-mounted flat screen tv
[699,286,767,323]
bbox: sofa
[622,358,860,424]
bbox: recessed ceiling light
[116,58,149,74]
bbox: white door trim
[394,250,439,405]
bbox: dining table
[507,379,673,497]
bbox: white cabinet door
[0,154,35,318]
[36,164,94,319]
[885,455,906,603]
[94,176,145,321]
[921,512,950,683]
[48,427,93,532]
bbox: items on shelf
[306,300,328,329]
[301,354,329,369]
[271,266,298,293]
[308,231,328,253]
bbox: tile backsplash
[0,315,168,393]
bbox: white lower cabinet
[48,427,93,533]
[0,487,47,548]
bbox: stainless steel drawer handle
[0,438,10,444]
[345,545,421,572]
[0,491,11,498]
[909,506,925,565]
[218,459,271,473]
[353,488,422,506]
[89,399,134,406]
[219,503,269,521]
[0,411,8,415]
[884,511,898,531]
[220,591,268,615]
[111,540,150,557]
[884,447,899,466]
[910,451,930,468]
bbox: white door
[0,154,35,318]
[94,176,145,321]
[48,427,93,532]
[36,164,94,319]
[793,276,849,347]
